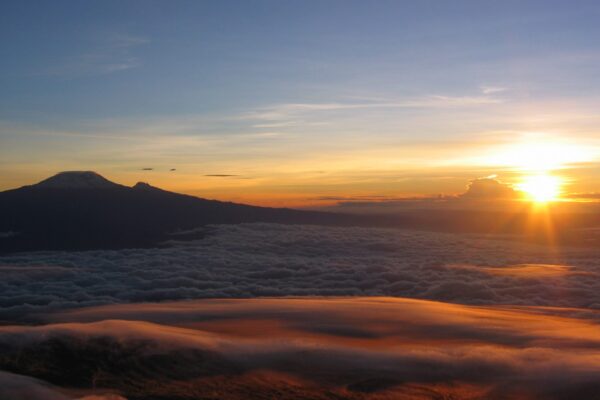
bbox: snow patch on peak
[34,171,121,189]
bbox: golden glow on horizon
[5,134,598,207]
[486,138,592,204]
[488,140,592,172]
[517,174,562,203]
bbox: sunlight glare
[488,140,591,173]
[517,175,562,202]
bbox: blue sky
[2,0,600,204]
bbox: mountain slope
[0,172,352,253]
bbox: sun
[482,137,590,203]
[517,174,562,203]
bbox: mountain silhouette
[3,172,597,254]
[0,171,354,253]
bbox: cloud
[566,192,600,200]
[0,371,70,400]
[204,174,239,177]
[245,95,504,121]
[44,33,148,77]
[460,176,522,200]
[2,223,600,324]
[312,195,417,202]
[480,85,507,94]
[314,176,524,215]
[3,223,600,398]
[0,370,123,400]
[3,298,600,399]
[448,263,595,278]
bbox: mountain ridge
[0,171,354,253]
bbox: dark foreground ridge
[0,171,354,253]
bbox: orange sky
[2,132,599,208]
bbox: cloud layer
[2,298,600,399]
[2,223,600,322]
[0,370,125,400]
[3,224,600,398]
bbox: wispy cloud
[480,85,507,95]
[204,174,239,177]
[45,32,148,77]
[244,95,504,121]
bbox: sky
[2,0,600,206]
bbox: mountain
[32,171,125,189]
[0,171,354,253]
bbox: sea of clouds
[2,223,600,322]
[3,298,600,399]
[4,223,600,399]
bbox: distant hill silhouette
[0,171,356,253]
